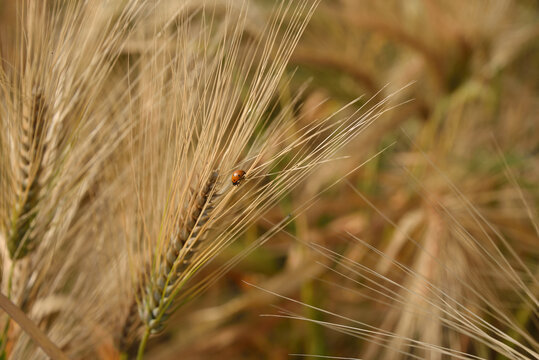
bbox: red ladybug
[231,170,246,186]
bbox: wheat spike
[7,87,48,259]
[141,171,219,334]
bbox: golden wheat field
[0,1,537,359]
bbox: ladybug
[231,170,246,186]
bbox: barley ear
[140,171,219,335]
[7,87,49,260]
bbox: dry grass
[0,0,537,359]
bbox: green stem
[136,328,150,360]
